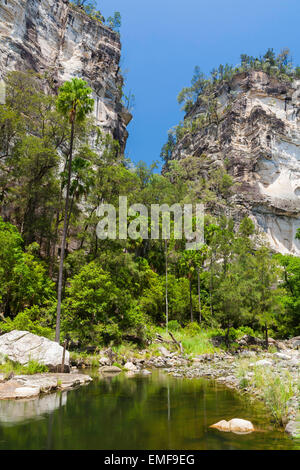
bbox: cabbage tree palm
[55,78,94,343]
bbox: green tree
[107,12,121,32]
[275,254,300,337]
[0,218,55,318]
[251,247,283,348]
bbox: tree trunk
[197,268,201,325]
[189,276,193,323]
[55,121,75,343]
[209,256,214,326]
[165,240,168,332]
[225,322,230,348]
[265,323,269,350]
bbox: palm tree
[55,78,94,343]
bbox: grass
[67,328,219,369]
[0,358,48,376]
[151,327,219,356]
[236,358,295,426]
[69,351,100,368]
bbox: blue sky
[97,0,300,169]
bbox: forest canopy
[0,70,299,350]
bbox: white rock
[211,418,254,434]
[0,330,70,371]
[254,359,273,367]
[274,352,292,360]
[99,366,121,374]
[14,387,40,399]
[124,362,138,371]
[158,346,171,357]
[99,356,110,366]
[210,420,230,432]
[228,419,255,433]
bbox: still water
[0,370,298,450]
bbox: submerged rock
[99,366,122,374]
[211,418,255,434]
[0,330,70,372]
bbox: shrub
[0,358,48,376]
[184,322,202,336]
[168,320,182,332]
[0,309,54,339]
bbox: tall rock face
[0,0,131,150]
[172,70,300,255]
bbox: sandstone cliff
[0,0,131,149]
[171,70,300,255]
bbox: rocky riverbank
[166,349,299,437]
[0,372,92,400]
[76,335,299,438]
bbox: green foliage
[275,254,300,336]
[177,49,296,115]
[184,322,202,336]
[56,78,94,123]
[70,1,105,23]
[0,64,299,356]
[237,359,295,425]
[167,320,182,332]
[0,309,54,339]
[107,12,122,32]
[0,217,55,318]
[0,358,48,376]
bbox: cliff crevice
[171,70,300,255]
[0,0,131,150]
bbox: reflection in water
[0,371,298,450]
[0,392,67,426]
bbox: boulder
[274,352,292,360]
[158,346,171,357]
[210,420,230,432]
[99,356,110,366]
[211,418,254,434]
[14,387,40,399]
[288,357,299,367]
[289,337,300,349]
[285,419,300,437]
[0,373,92,400]
[0,330,70,372]
[238,335,264,347]
[253,359,273,367]
[276,341,288,351]
[124,362,138,371]
[99,366,121,374]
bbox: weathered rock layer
[172,70,300,255]
[0,0,131,149]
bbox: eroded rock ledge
[171,70,300,255]
[0,0,131,150]
[0,372,92,400]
